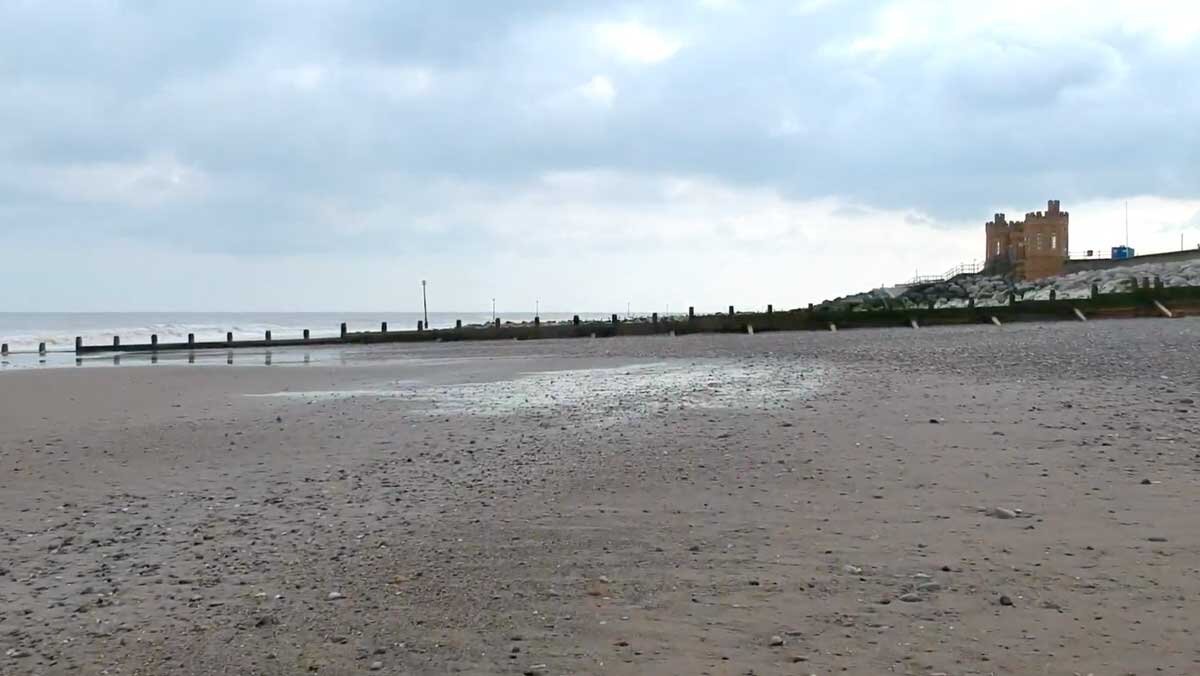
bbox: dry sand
[1,319,1198,675]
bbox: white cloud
[274,64,327,91]
[838,0,1200,60]
[20,155,211,208]
[593,20,683,64]
[577,75,616,106]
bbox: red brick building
[984,200,1069,280]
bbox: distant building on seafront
[984,200,1069,280]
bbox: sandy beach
[1,319,1198,675]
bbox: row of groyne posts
[1,276,1194,358]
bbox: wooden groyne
[15,281,1198,358]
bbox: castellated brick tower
[984,200,1069,280]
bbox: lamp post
[422,280,428,329]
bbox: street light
[421,280,428,329]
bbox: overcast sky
[2,0,1198,312]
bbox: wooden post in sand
[113,336,120,348]
[38,342,46,355]
[1049,289,1056,301]
[728,305,735,316]
[688,306,695,321]
[573,315,580,326]
[381,321,388,333]
[226,332,233,345]
[652,312,658,327]
[188,334,195,348]
[455,319,462,329]
[534,316,540,328]
[151,335,158,350]
[265,330,272,344]
[303,329,310,341]
[1091,283,1099,298]
[1,343,7,356]
[75,337,82,353]
[611,314,619,325]
[495,318,500,328]
[417,320,424,332]
[340,323,347,338]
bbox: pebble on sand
[769,635,785,646]
[327,591,345,600]
[988,507,1017,519]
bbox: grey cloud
[1,0,1198,255]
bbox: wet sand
[1,320,1198,675]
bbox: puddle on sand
[251,359,827,424]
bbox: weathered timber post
[1007,291,1016,306]
[1091,283,1099,298]
[303,329,310,341]
[573,315,580,326]
[75,337,82,353]
[611,314,619,326]
[226,332,233,345]
[150,335,158,350]
[968,298,975,309]
[1049,289,1056,301]
[38,342,46,355]
[1154,276,1163,290]
[728,305,735,316]
[494,318,501,328]
[265,330,272,344]
[340,323,347,338]
[1142,276,1150,289]
[417,320,423,332]
[187,333,195,348]
[1,343,7,356]
[455,319,462,329]
[652,312,658,326]
[534,316,540,327]
[1128,278,1138,292]
[113,336,120,348]
[381,322,388,333]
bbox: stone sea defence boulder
[813,258,1200,312]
